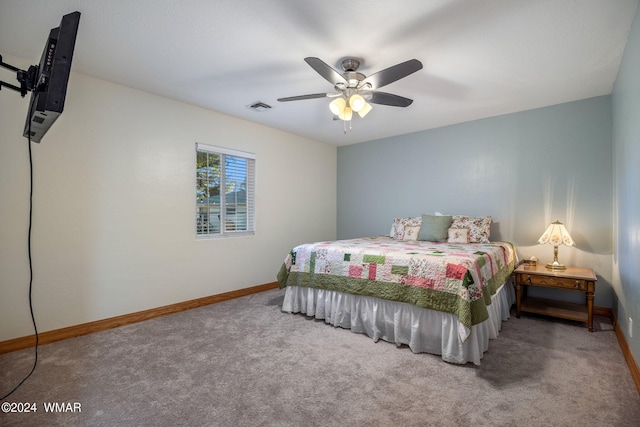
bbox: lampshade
[338,106,352,121]
[329,97,346,116]
[538,220,575,246]
[357,101,372,118]
[538,220,575,270]
[349,94,366,112]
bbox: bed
[276,214,517,365]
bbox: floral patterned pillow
[448,228,470,244]
[450,215,492,243]
[402,225,421,241]
[390,217,422,239]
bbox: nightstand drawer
[523,274,586,290]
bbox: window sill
[196,232,255,240]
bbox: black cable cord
[1,96,39,401]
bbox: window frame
[195,143,256,239]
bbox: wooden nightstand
[515,264,597,331]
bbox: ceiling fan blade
[304,57,348,86]
[277,93,330,102]
[368,91,414,107]
[360,59,423,90]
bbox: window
[196,143,255,238]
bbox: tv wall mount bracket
[0,54,39,97]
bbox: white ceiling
[0,0,637,146]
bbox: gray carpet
[1,288,638,426]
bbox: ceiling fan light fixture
[329,97,346,116]
[357,101,372,118]
[349,94,366,112]
[279,57,422,132]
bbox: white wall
[0,55,337,341]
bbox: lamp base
[546,244,567,270]
[546,261,567,270]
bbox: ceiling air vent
[247,101,272,112]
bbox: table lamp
[537,220,575,270]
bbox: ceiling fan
[278,57,423,127]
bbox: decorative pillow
[448,228,470,244]
[402,225,421,241]
[390,217,422,240]
[450,215,492,243]
[418,214,452,242]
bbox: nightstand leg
[516,281,522,318]
[587,291,594,332]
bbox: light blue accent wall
[612,4,640,366]
[338,96,613,307]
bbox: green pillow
[418,214,452,242]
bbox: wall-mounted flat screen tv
[23,11,80,143]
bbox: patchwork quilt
[277,236,516,330]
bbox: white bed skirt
[281,279,515,365]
